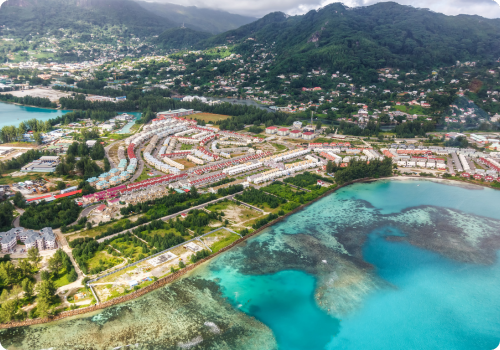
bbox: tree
[12,191,26,209]
[11,284,22,302]
[48,253,63,275]
[0,289,8,303]
[18,259,33,277]
[0,261,18,286]
[0,299,17,323]
[36,298,50,318]
[33,132,43,145]
[103,157,111,172]
[27,247,42,267]
[40,270,51,281]
[178,261,185,268]
[21,278,34,298]
[56,181,66,191]
[67,269,78,282]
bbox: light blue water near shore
[1,179,499,350]
[116,112,141,134]
[327,230,500,350]
[337,178,500,218]
[207,268,340,350]
[203,179,500,350]
[0,102,70,128]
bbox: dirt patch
[1,88,71,102]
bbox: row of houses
[247,159,320,184]
[188,173,226,187]
[189,152,272,176]
[265,127,315,140]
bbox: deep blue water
[0,102,70,128]
[207,179,500,350]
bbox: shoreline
[0,100,62,111]
[0,175,497,329]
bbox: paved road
[69,204,100,226]
[12,208,24,228]
[97,192,242,243]
[104,142,118,170]
[128,142,146,183]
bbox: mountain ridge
[200,2,500,80]
[135,1,256,34]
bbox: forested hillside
[204,2,500,81]
[0,0,176,39]
[136,1,256,34]
[156,28,212,50]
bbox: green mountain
[0,0,177,39]
[156,27,212,50]
[136,1,256,34]
[204,2,500,80]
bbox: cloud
[148,0,500,18]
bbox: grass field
[87,251,123,272]
[67,217,137,240]
[135,167,161,182]
[180,144,193,150]
[0,173,41,185]
[106,134,131,141]
[395,105,428,115]
[272,143,288,151]
[204,231,241,253]
[189,113,231,123]
[54,270,72,288]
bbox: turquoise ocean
[0,102,70,129]
[0,179,499,349]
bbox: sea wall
[0,177,372,329]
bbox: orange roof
[54,190,82,199]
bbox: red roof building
[96,204,107,212]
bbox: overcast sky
[150,0,500,18]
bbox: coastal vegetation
[20,198,82,230]
[0,247,75,322]
[0,94,56,108]
[234,188,285,209]
[331,158,393,185]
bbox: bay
[1,179,499,350]
[0,102,70,129]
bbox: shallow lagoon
[0,102,70,129]
[1,179,499,349]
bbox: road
[68,204,100,227]
[12,208,24,228]
[96,192,242,243]
[128,142,146,183]
[104,142,118,170]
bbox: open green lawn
[180,144,193,150]
[140,228,189,240]
[205,200,232,212]
[87,251,123,272]
[135,167,161,183]
[111,239,145,260]
[54,270,72,288]
[105,134,131,141]
[67,217,137,240]
[0,173,42,185]
[272,143,287,151]
[395,105,428,115]
[210,233,241,253]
